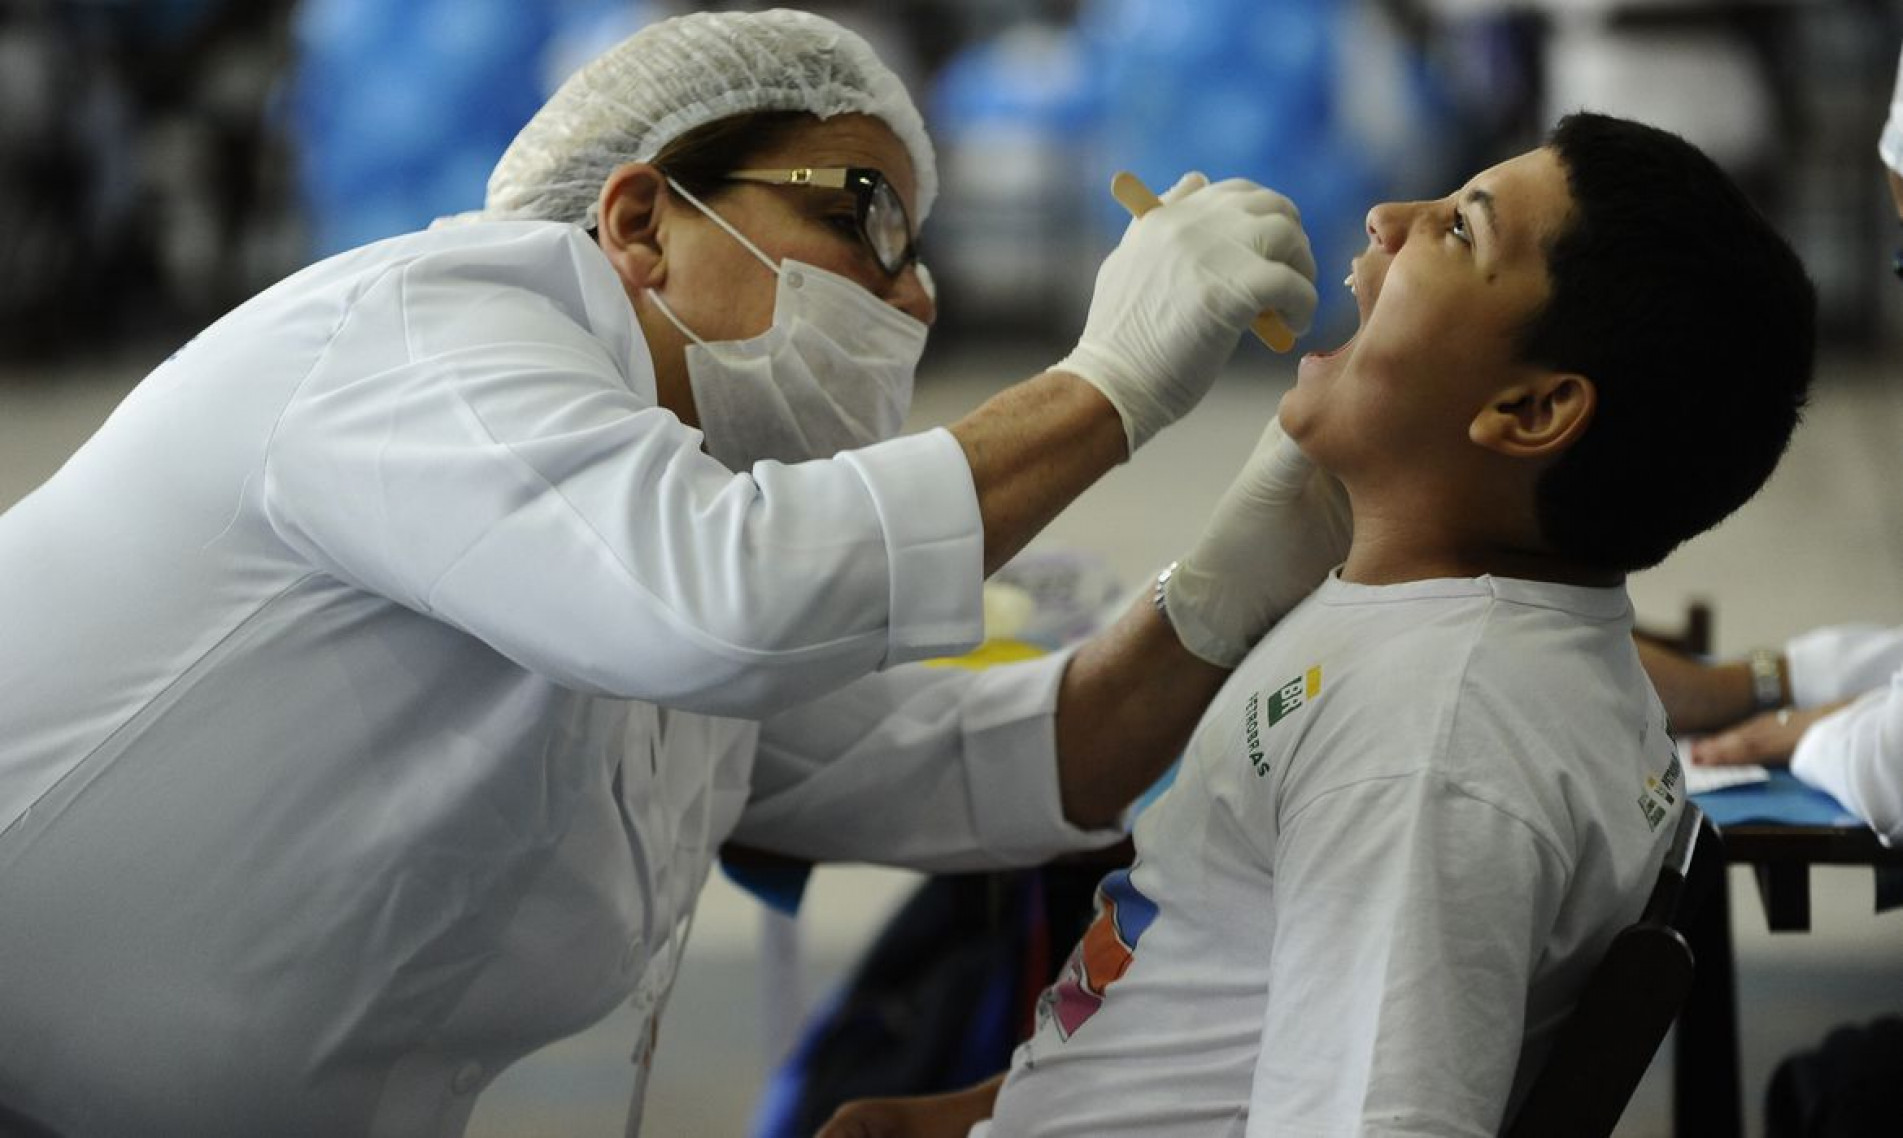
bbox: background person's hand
[1163,416,1351,667]
[1055,174,1319,454]
[1689,700,1852,767]
[1635,639,1768,734]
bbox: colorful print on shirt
[1039,866,1158,1041]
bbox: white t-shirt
[983,573,1683,1138]
[0,221,1112,1136]
[1786,623,1903,842]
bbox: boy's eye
[1450,209,1472,245]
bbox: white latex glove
[1163,417,1351,667]
[1055,173,1318,454]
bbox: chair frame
[1505,802,1722,1138]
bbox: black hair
[585,111,814,242]
[650,110,816,200]
[1520,112,1816,572]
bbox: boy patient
[822,111,1815,1137]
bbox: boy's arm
[1248,775,1566,1137]
[816,1075,1004,1138]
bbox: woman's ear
[596,163,669,289]
[1469,371,1596,460]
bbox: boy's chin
[1273,390,1323,454]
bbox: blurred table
[1676,772,1903,1136]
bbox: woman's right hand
[1054,175,1319,454]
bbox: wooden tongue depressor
[1109,170,1297,353]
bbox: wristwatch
[1747,647,1784,712]
[1153,561,1178,625]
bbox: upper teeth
[1344,273,1356,293]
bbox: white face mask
[647,177,929,470]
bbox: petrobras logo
[1244,665,1322,778]
[1638,751,1684,831]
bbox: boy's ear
[1469,371,1596,460]
[596,163,669,289]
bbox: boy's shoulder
[1298,571,1633,685]
[1257,572,1632,701]
[1203,573,1645,811]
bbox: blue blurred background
[0,0,1896,358]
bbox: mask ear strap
[665,176,781,277]
[646,289,707,348]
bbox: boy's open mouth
[1307,335,1355,361]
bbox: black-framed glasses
[725,166,917,276]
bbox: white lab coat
[1787,623,1903,842]
[0,222,1115,1136]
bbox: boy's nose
[1364,201,1416,253]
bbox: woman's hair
[650,110,817,201]
[1519,112,1816,573]
[479,9,935,227]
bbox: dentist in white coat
[0,9,1340,1136]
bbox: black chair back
[1505,803,1722,1138]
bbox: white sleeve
[1881,43,1903,175]
[262,262,982,717]
[1791,682,1903,843]
[1247,775,1563,1138]
[1784,624,1903,708]
[732,650,1126,870]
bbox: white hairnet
[479,8,935,230]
